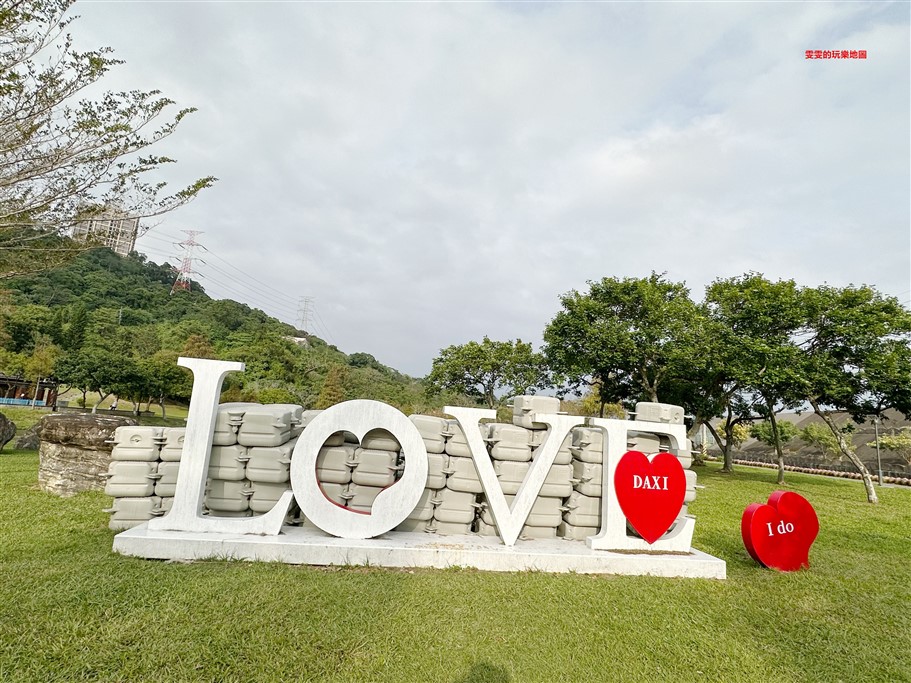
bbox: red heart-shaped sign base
[741,491,819,571]
[614,450,686,544]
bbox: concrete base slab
[113,525,726,579]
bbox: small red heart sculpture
[741,491,819,571]
[614,450,686,544]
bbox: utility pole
[170,230,203,295]
[297,296,313,332]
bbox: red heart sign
[614,450,686,544]
[741,491,819,571]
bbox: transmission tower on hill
[170,230,203,295]
[297,296,314,332]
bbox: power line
[140,236,299,310]
[140,231,305,305]
[138,229,327,334]
[138,232,182,246]
[195,270,299,321]
[138,247,177,262]
[142,240,299,322]
[193,265,300,321]
[313,306,336,346]
[199,245,300,306]
[200,260,299,309]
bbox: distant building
[0,374,58,407]
[73,210,139,257]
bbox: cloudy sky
[74,1,910,377]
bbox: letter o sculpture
[290,400,429,539]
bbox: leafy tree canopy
[1,248,430,412]
[750,419,799,447]
[543,272,701,408]
[426,336,546,409]
[878,429,911,465]
[0,0,215,278]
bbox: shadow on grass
[453,661,512,683]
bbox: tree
[799,422,846,460]
[561,390,627,419]
[63,303,88,350]
[315,365,347,409]
[751,381,800,485]
[3,304,54,351]
[181,334,217,359]
[0,1,215,278]
[78,347,134,411]
[140,350,191,418]
[426,337,546,409]
[348,352,384,371]
[54,349,94,406]
[0,348,26,380]
[878,429,911,466]
[794,285,911,503]
[751,418,800,481]
[23,333,61,398]
[257,386,301,405]
[723,422,751,450]
[543,273,702,416]
[695,275,806,477]
[751,419,799,448]
[112,356,147,415]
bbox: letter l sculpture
[147,358,293,535]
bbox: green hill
[1,248,440,413]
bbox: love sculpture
[113,357,727,578]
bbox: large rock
[37,413,136,449]
[37,413,137,496]
[0,412,16,451]
[14,422,40,450]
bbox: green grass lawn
[0,453,908,683]
[0,406,51,433]
[54,388,191,422]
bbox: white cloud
[73,1,909,375]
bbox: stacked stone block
[103,426,166,530]
[395,416,452,533]
[475,397,572,540]
[103,405,305,529]
[104,399,698,545]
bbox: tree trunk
[809,398,878,504]
[705,421,732,472]
[93,392,110,413]
[723,421,737,473]
[638,366,658,402]
[159,397,167,421]
[768,404,785,485]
